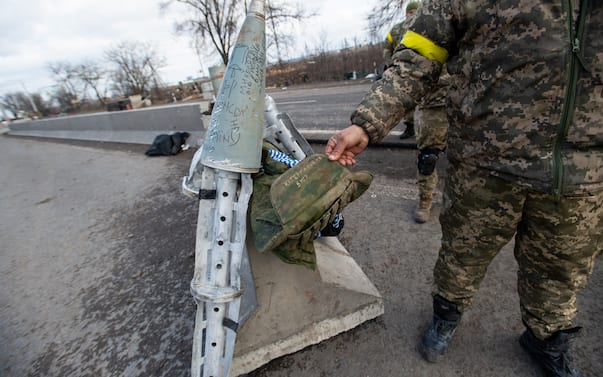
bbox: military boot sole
[418,325,452,363]
[519,331,584,377]
[418,343,445,363]
[414,201,432,223]
[414,210,430,223]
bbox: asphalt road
[269,82,370,132]
[0,81,601,377]
[267,81,412,144]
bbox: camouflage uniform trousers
[433,160,603,339]
[414,105,448,196]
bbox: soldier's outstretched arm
[326,125,370,166]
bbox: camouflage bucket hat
[406,1,420,12]
[250,153,372,269]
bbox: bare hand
[325,125,370,166]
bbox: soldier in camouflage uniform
[411,71,449,223]
[386,1,450,222]
[327,1,602,376]
[383,1,420,139]
[383,10,415,67]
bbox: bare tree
[316,30,331,56]
[266,38,384,86]
[265,0,315,64]
[161,0,242,66]
[50,86,79,113]
[0,93,24,118]
[29,93,52,117]
[47,60,106,108]
[75,61,107,105]
[47,61,87,107]
[161,0,314,66]
[311,30,333,81]
[0,91,50,117]
[105,41,166,97]
[367,0,412,40]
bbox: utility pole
[20,81,39,114]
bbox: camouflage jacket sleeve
[352,0,456,144]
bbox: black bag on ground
[145,132,190,156]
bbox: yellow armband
[401,30,449,64]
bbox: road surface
[0,82,601,377]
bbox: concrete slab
[231,237,383,375]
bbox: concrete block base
[231,237,384,375]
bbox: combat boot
[419,294,462,363]
[414,192,433,223]
[519,327,583,377]
[399,122,415,139]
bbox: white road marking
[298,129,403,136]
[275,100,318,105]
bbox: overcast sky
[0,0,377,96]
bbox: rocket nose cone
[248,0,265,17]
[200,0,266,173]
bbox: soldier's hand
[325,125,369,166]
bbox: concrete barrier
[7,101,211,146]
